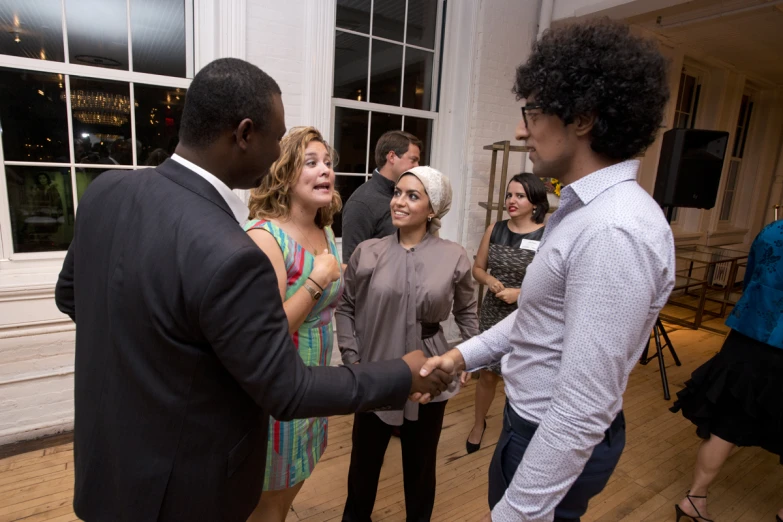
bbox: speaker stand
[640,318,682,400]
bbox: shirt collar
[372,168,396,194]
[171,154,249,224]
[562,159,640,206]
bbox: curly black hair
[513,19,669,160]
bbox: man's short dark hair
[509,173,549,224]
[374,131,423,169]
[179,58,282,147]
[513,20,669,160]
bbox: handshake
[401,349,466,404]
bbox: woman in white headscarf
[336,166,478,521]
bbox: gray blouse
[336,232,479,425]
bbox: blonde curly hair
[248,126,341,228]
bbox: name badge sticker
[519,239,540,252]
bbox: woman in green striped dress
[244,127,343,521]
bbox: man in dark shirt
[341,130,422,261]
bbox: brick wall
[460,0,540,257]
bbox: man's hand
[419,348,465,381]
[495,288,520,305]
[402,350,452,403]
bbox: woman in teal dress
[244,127,343,521]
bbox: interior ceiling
[0,0,187,77]
[627,0,783,85]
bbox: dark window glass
[131,0,188,78]
[333,174,368,238]
[406,0,438,49]
[370,40,403,106]
[370,112,402,168]
[0,0,65,62]
[404,116,432,165]
[65,0,129,71]
[69,77,132,165]
[75,167,114,201]
[333,107,369,174]
[402,47,433,110]
[0,68,69,162]
[372,0,405,42]
[334,31,369,101]
[5,166,74,252]
[336,0,370,34]
[134,84,184,165]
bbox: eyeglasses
[521,103,543,127]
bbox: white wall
[246,0,307,129]
[460,0,540,257]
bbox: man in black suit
[55,58,451,522]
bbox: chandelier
[61,90,131,127]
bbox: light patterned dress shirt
[458,160,675,522]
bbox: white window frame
[0,0,245,272]
[330,0,445,216]
[718,88,755,223]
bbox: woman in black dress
[465,172,549,453]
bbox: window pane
[75,167,112,201]
[336,0,370,34]
[370,40,403,106]
[725,160,739,190]
[738,102,753,159]
[334,107,369,174]
[70,77,132,165]
[65,0,129,71]
[719,190,733,221]
[370,112,402,169]
[403,116,432,165]
[372,0,405,42]
[678,75,695,112]
[333,174,368,238]
[134,84,184,165]
[4,166,73,253]
[402,47,433,110]
[0,68,69,162]
[131,0,188,77]
[406,0,438,49]
[334,31,368,101]
[0,0,65,62]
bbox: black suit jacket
[55,159,411,522]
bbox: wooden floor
[1,319,781,521]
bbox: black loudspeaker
[653,128,729,209]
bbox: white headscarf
[401,166,452,237]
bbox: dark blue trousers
[488,402,626,522]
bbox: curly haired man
[422,19,676,522]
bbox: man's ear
[386,150,397,166]
[573,113,596,137]
[235,118,254,151]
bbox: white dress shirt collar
[565,159,640,206]
[171,154,249,224]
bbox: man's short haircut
[374,130,423,169]
[513,19,670,160]
[179,58,282,147]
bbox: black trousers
[488,402,626,522]
[342,401,447,522]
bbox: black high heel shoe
[775,515,781,522]
[465,420,486,454]
[674,493,713,522]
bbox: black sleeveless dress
[480,221,544,374]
